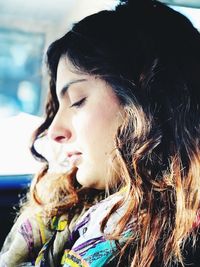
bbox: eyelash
[70,97,87,108]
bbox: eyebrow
[59,79,88,98]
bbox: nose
[48,111,72,144]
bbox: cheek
[71,80,123,144]
[72,109,103,142]
[74,100,119,132]
[72,104,121,154]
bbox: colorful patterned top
[0,193,131,267]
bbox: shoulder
[0,211,53,266]
[60,193,132,266]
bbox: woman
[1,0,200,266]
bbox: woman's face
[48,57,123,189]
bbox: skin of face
[48,57,124,189]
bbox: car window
[0,30,44,118]
[161,0,200,8]
[0,0,118,176]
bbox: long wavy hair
[25,0,200,266]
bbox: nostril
[48,126,72,143]
[54,135,67,143]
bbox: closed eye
[70,97,87,108]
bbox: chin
[76,172,92,188]
[76,172,104,190]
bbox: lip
[66,152,82,166]
[66,151,82,157]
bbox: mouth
[67,152,82,166]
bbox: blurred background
[0,0,199,249]
[0,0,118,175]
